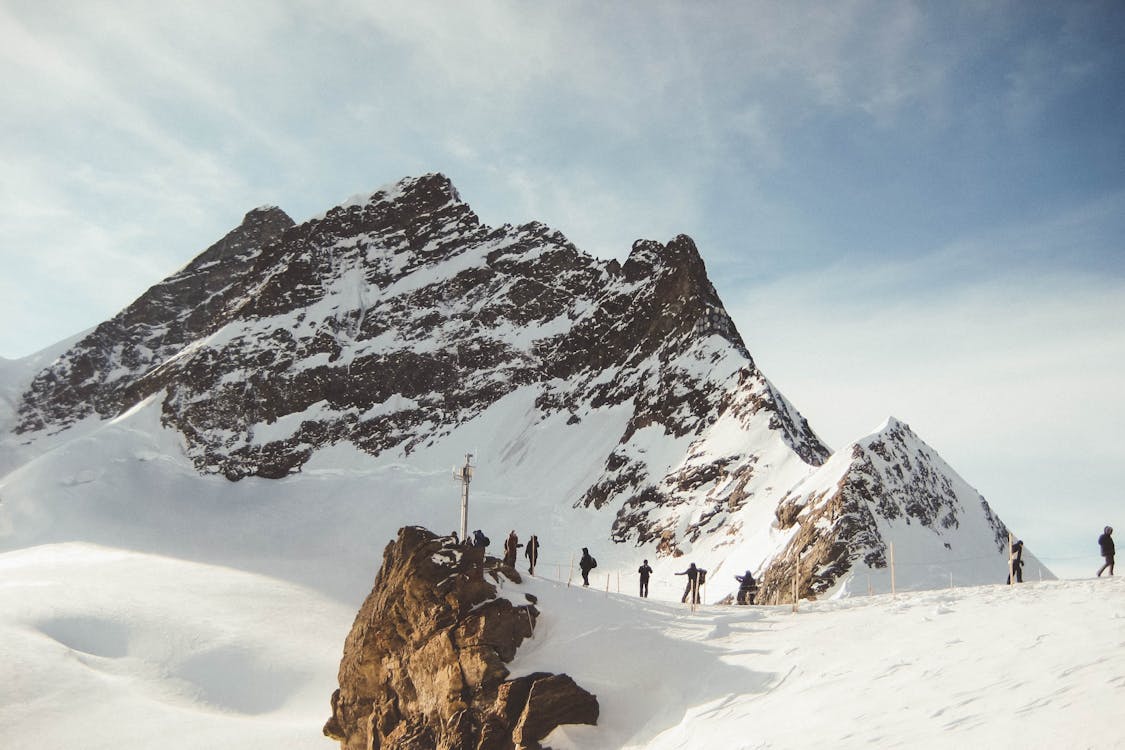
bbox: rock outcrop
[324,526,598,750]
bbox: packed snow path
[2,543,1120,750]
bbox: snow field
[5,540,1120,750]
[509,574,1125,750]
[0,543,354,750]
[2,335,1108,748]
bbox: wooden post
[867,573,872,596]
[616,571,621,594]
[949,571,954,590]
[605,574,610,596]
[567,554,574,588]
[889,542,896,597]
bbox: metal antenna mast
[453,453,474,541]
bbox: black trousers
[1098,555,1115,576]
[639,578,649,597]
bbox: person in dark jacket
[1007,540,1024,584]
[470,529,490,549]
[503,530,521,567]
[579,547,597,586]
[638,559,653,598]
[735,570,758,604]
[675,563,705,604]
[1098,526,1115,577]
[525,534,540,575]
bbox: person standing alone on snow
[579,547,597,586]
[525,534,540,576]
[1007,540,1025,584]
[1097,526,1115,577]
[638,559,653,598]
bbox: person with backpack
[735,570,758,604]
[1006,540,1025,584]
[503,530,522,567]
[579,547,597,586]
[470,529,490,549]
[638,559,653,598]
[675,563,705,604]
[525,534,540,575]
[1098,526,1115,577]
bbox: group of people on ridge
[459,523,1118,602]
[466,527,764,605]
[463,528,541,575]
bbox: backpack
[697,568,707,585]
[590,556,598,569]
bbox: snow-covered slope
[2,539,1117,750]
[1,173,1040,601]
[0,173,1086,748]
[758,417,1047,602]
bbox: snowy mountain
[0,173,1086,749]
[759,417,1047,603]
[1,173,1045,604]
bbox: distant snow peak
[758,411,1018,603]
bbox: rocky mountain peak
[187,203,295,269]
[757,413,1012,603]
[6,172,1038,600]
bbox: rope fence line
[487,542,1110,611]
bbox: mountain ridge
[1,172,1048,599]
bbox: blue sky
[2,1,1123,576]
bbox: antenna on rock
[452,453,475,541]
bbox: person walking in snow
[1097,526,1115,577]
[735,570,758,604]
[579,547,597,587]
[638,559,653,598]
[525,534,540,575]
[1007,540,1025,584]
[503,530,522,567]
[675,563,705,604]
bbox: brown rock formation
[324,526,598,750]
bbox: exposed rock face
[324,526,597,750]
[16,206,294,435]
[756,418,1014,602]
[10,172,1041,596]
[12,173,828,555]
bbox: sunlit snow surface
[2,542,1121,749]
[1,352,1117,748]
